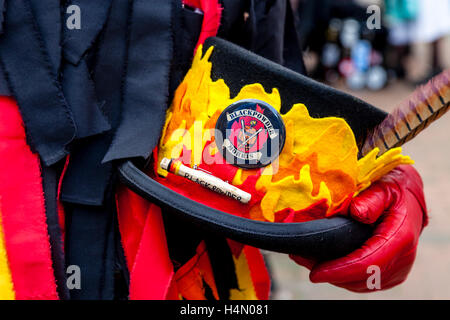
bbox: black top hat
[119,37,388,260]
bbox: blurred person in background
[294,0,389,90]
[385,0,450,83]
[411,0,450,83]
[384,0,418,79]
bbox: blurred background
[268,0,450,299]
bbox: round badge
[215,99,286,169]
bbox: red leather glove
[290,165,428,292]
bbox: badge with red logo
[215,99,286,169]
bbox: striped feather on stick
[361,69,450,157]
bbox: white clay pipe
[160,158,252,204]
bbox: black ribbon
[60,0,126,206]
[60,0,112,141]
[41,163,70,300]
[63,0,130,300]
[62,0,113,65]
[0,0,76,166]
[103,0,174,162]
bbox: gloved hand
[290,165,428,292]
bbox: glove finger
[326,279,373,293]
[289,254,316,270]
[326,246,417,292]
[309,234,387,285]
[349,182,389,224]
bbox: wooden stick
[160,158,252,204]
